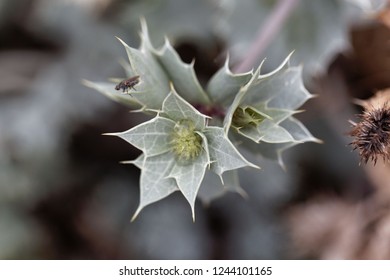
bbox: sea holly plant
[110,89,257,221]
[84,20,319,220]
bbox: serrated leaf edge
[223,61,264,135]
[156,38,211,104]
[162,85,211,127]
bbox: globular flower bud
[170,119,203,161]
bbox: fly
[115,75,140,94]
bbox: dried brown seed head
[349,89,390,164]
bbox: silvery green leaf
[106,116,175,157]
[244,54,312,111]
[155,39,211,104]
[203,127,258,181]
[116,37,170,110]
[130,153,178,221]
[281,116,321,143]
[207,56,252,105]
[162,89,208,130]
[168,135,210,221]
[198,170,245,204]
[237,119,295,143]
[252,103,295,124]
[252,117,321,167]
[82,80,141,108]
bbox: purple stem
[233,0,300,73]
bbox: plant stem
[233,0,300,73]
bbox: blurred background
[1,0,390,259]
